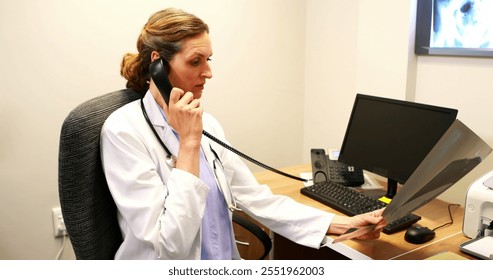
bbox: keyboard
[300,180,421,234]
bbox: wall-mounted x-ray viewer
[415,0,493,58]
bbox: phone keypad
[328,162,364,186]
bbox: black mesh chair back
[58,89,141,259]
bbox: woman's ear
[151,51,160,62]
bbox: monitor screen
[415,0,493,58]
[338,94,458,197]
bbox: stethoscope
[140,98,178,168]
[140,98,240,212]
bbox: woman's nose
[202,63,213,79]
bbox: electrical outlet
[52,207,67,237]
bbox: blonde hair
[121,8,209,93]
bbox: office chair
[58,89,271,260]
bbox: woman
[100,8,385,260]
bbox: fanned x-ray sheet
[383,119,492,223]
[333,119,491,244]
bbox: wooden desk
[253,164,475,260]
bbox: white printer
[463,170,493,238]
[461,170,493,259]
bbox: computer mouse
[404,225,435,244]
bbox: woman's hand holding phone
[167,87,203,176]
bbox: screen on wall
[415,0,493,57]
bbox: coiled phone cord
[202,130,308,183]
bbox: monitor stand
[385,179,398,199]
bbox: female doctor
[100,8,386,260]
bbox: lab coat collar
[142,91,167,128]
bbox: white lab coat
[100,92,334,259]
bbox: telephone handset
[146,58,306,182]
[149,58,173,104]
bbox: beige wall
[1,0,492,259]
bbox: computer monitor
[338,94,458,198]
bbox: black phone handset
[146,58,306,182]
[149,58,173,104]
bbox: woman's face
[168,31,213,99]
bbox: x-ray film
[383,119,492,223]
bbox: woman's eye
[190,57,211,66]
[191,58,201,66]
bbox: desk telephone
[310,148,364,186]
[148,58,305,182]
